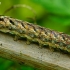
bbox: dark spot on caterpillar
[31,24,36,31]
[39,26,45,31]
[62,35,65,41]
[21,22,25,28]
[52,31,57,38]
[45,29,51,35]
[27,23,32,26]
[0,43,2,46]
[0,18,4,21]
[43,44,51,49]
[9,19,14,25]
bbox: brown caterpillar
[0,15,70,53]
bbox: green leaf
[31,0,70,25]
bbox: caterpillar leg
[13,35,20,41]
[26,40,31,45]
[49,46,54,52]
[38,41,44,49]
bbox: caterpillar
[0,15,70,53]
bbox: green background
[0,0,70,70]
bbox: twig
[0,32,70,70]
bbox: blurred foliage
[31,0,70,25]
[0,58,34,70]
[0,0,70,70]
